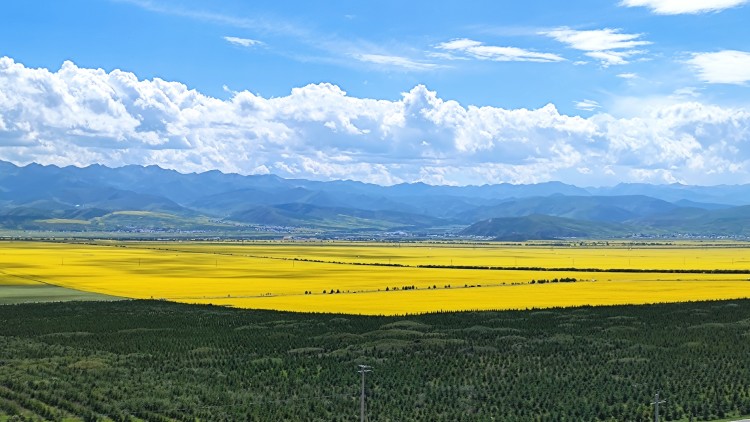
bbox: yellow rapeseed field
[1,240,749,315]
[153,241,750,271]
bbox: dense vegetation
[1,300,750,421]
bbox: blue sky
[1,0,750,185]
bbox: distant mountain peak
[1,160,750,236]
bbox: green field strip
[0,285,122,305]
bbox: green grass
[34,218,90,225]
[0,285,121,305]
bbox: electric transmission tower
[651,391,666,422]
[358,365,372,422]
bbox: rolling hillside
[229,203,448,230]
[460,214,633,240]
[457,195,678,223]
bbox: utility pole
[358,365,372,422]
[651,391,666,422]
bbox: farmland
[3,241,750,420]
[1,241,749,314]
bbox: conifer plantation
[1,299,750,421]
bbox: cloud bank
[1,57,750,186]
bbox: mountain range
[2,161,750,239]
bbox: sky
[1,0,750,186]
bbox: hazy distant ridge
[2,161,750,237]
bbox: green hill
[458,195,678,223]
[229,203,447,230]
[461,214,632,240]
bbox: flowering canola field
[1,241,749,315]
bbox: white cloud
[575,99,601,111]
[119,0,307,38]
[621,0,748,14]
[617,73,638,79]
[542,28,650,52]
[223,36,264,47]
[2,57,750,185]
[687,50,750,84]
[426,51,469,61]
[542,28,650,66]
[628,168,682,183]
[353,54,439,71]
[584,51,629,66]
[435,38,564,63]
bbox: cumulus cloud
[541,27,650,66]
[620,0,748,14]
[435,38,565,63]
[223,36,264,47]
[687,50,750,84]
[1,57,750,185]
